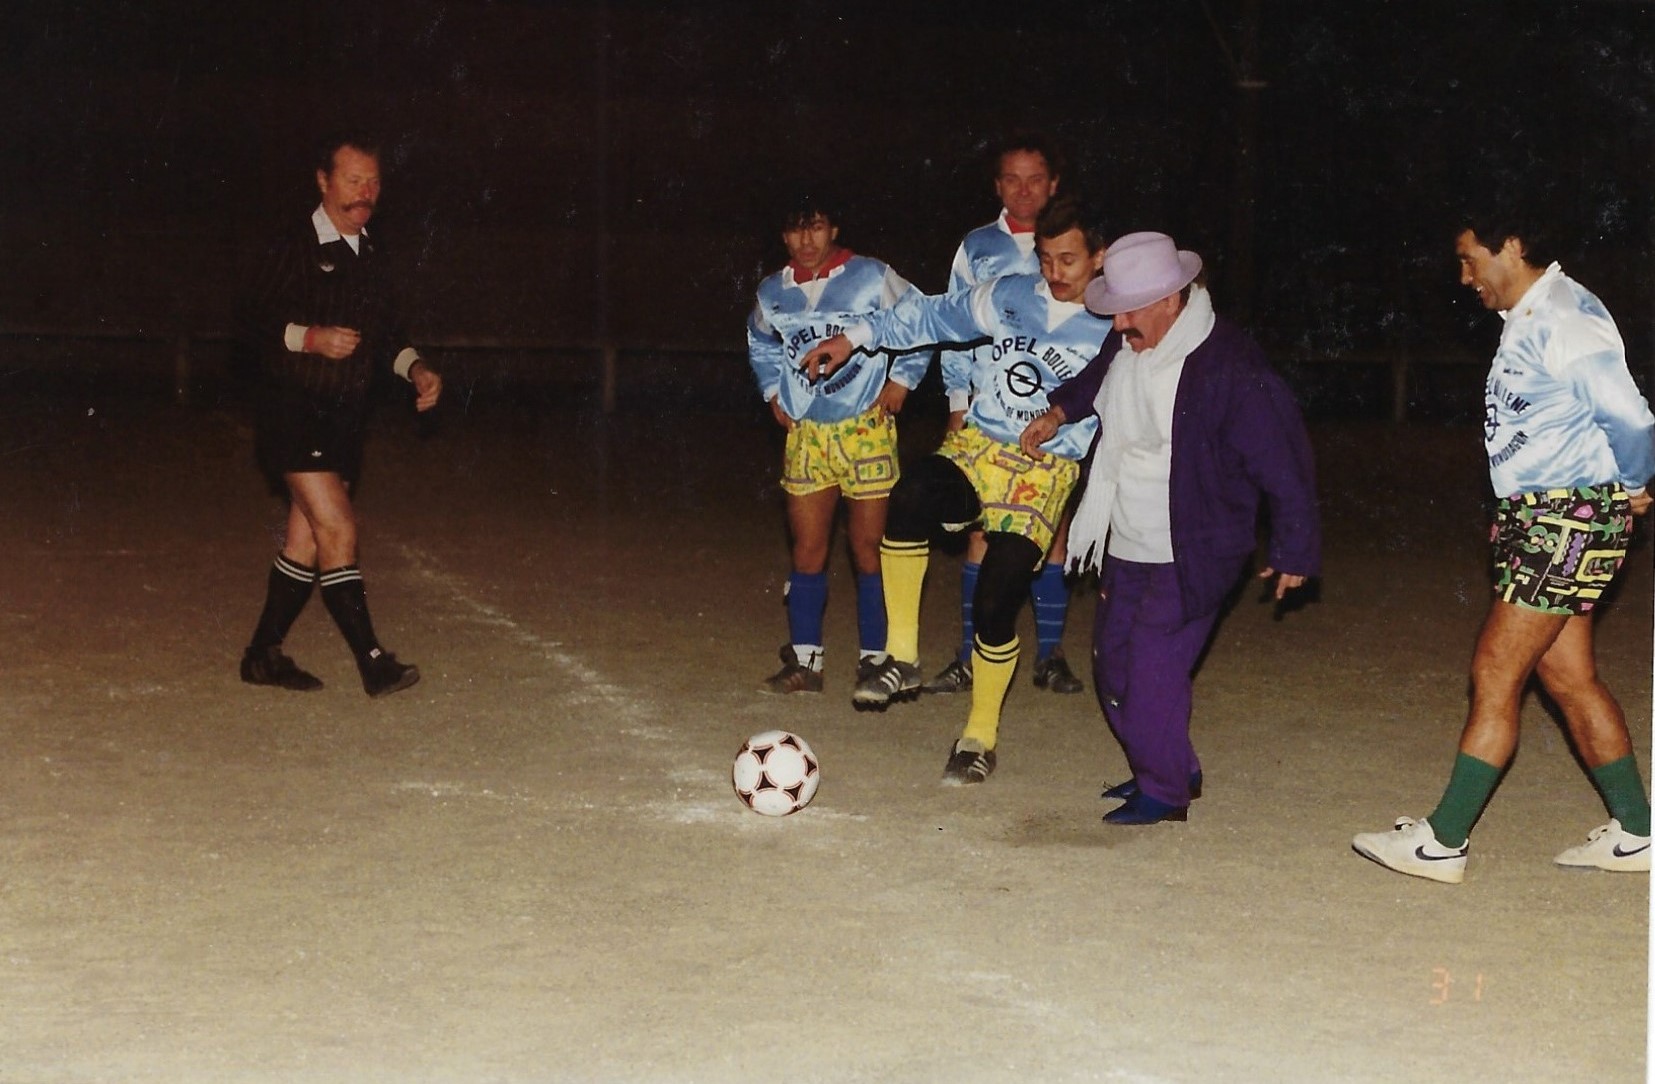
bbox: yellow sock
[879,539,929,662]
[961,636,1019,750]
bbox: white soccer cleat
[1554,820,1652,872]
[1352,816,1468,884]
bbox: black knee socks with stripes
[318,565,384,663]
[248,557,384,667]
[248,554,316,651]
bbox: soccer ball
[732,730,820,816]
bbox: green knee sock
[1590,755,1651,837]
[1428,753,1503,848]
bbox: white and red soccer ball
[732,730,820,816]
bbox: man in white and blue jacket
[1355,207,1655,883]
[748,195,931,701]
[800,196,1110,785]
[928,134,1085,699]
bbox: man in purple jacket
[1020,232,1320,825]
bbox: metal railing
[2,322,1486,422]
[0,324,747,414]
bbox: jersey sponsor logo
[783,322,845,362]
[1488,431,1529,469]
[1003,361,1044,399]
[819,359,863,397]
[1486,375,1532,416]
[990,334,1039,362]
[1002,404,1048,424]
[1042,345,1078,381]
[1484,374,1533,442]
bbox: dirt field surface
[2,376,1649,1083]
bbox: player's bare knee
[847,539,882,574]
[791,547,830,575]
[1535,655,1604,705]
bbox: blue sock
[855,571,886,655]
[786,571,828,648]
[957,562,981,664]
[1031,562,1069,662]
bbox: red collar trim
[789,247,854,282]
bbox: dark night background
[2,1,1652,418]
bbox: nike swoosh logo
[1414,846,1464,862]
[1612,842,1650,858]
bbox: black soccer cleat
[760,645,824,695]
[358,649,420,698]
[852,657,922,712]
[941,740,997,786]
[240,645,323,692]
[1031,651,1083,694]
[922,657,974,695]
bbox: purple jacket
[1049,318,1321,622]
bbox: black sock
[249,554,317,651]
[319,565,382,662]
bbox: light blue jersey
[847,273,1107,461]
[940,210,1039,410]
[749,255,931,424]
[1485,263,1655,497]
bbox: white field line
[393,543,754,824]
[397,541,666,739]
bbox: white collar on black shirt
[311,205,364,254]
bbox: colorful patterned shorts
[782,407,898,499]
[936,426,1079,553]
[1492,485,1634,615]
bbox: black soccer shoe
[852,657,922,712]
[922,658,974,695]
[941,740,997,786]
[358,649,421,698]
[761,646,824,695]
[240,645,323,692]
[1031,651,1084,694]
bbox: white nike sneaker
[1352,816,1468,884]
[1554,820,1652,872]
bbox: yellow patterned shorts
[1492,485,1633,615]
[782,408,898,499]
[937,426,1079,553]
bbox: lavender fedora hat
[1083,231,1203,315]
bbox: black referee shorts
[256,393,368,484]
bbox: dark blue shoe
[1102,792,1189,826]
[1100,771,1203,803]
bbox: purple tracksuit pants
[1093,556,1221,808]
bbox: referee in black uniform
[237,133,442,698]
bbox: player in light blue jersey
[1354,206,1655,884]
[801,197,1111,784]
[927,135,1086,699]
[747,194,931,700]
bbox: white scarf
[1065,285,1216,574]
